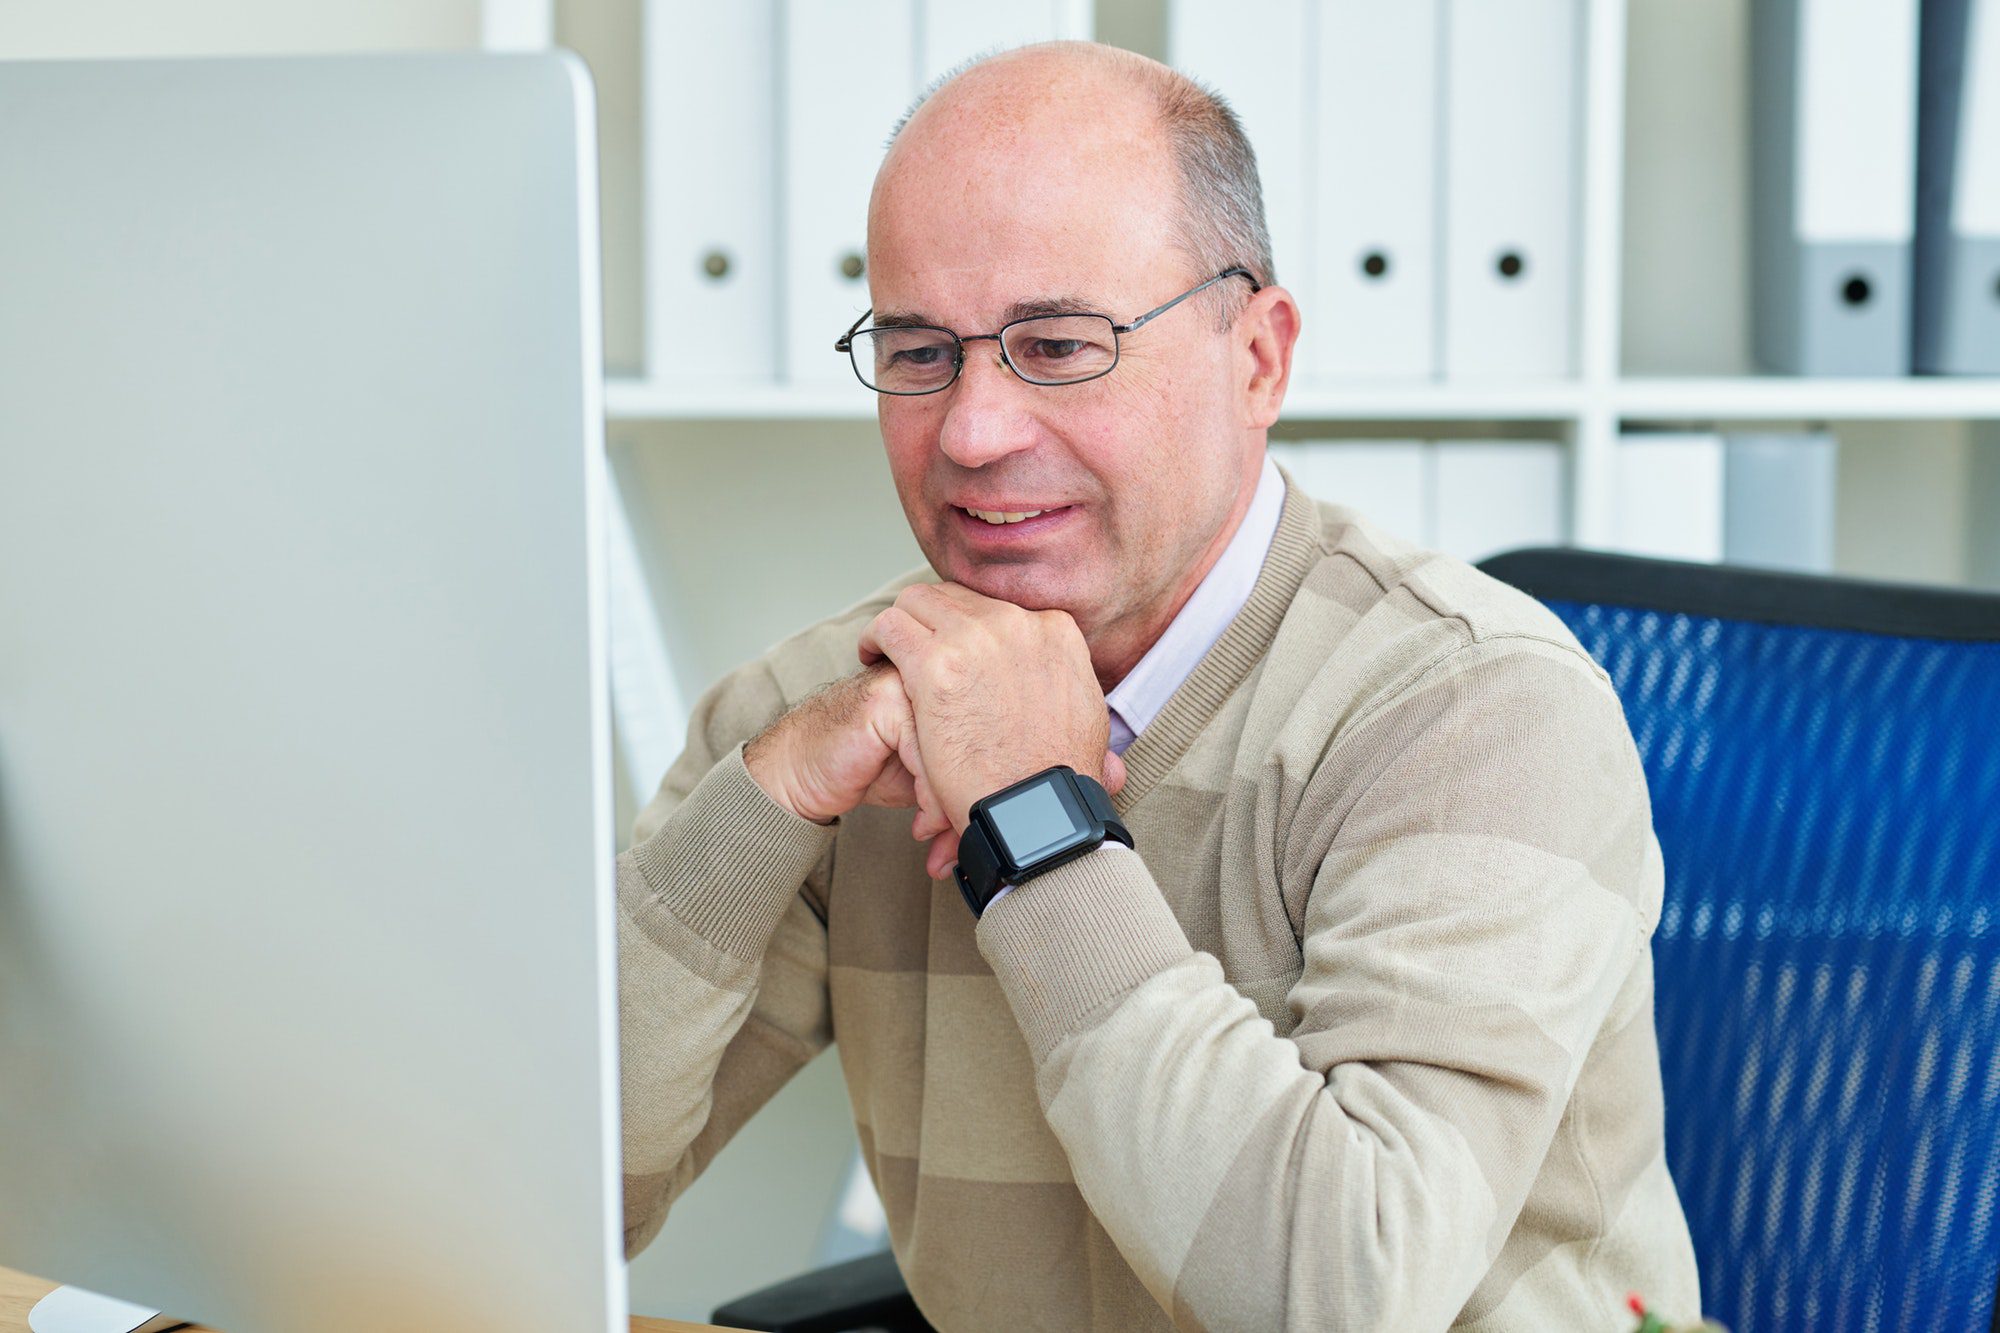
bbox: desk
[0,1266,741,1333]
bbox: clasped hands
[742,581,1126,882]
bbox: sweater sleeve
[618,661,840,1260]
[974,637,1657,1330]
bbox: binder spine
[1915,0,2000,373]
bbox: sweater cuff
[975,844,1196,1064]
[626,741,835,962]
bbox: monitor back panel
[0,51,621,1333]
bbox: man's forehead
[867,181,1182,325]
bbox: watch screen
[987,781,1086,863]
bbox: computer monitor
[0,51,624,1333]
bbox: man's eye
[1026,339,1087,361]
[891,345,946,366]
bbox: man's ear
[1239,285,1301,431]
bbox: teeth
[966,508,1045,525]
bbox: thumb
[1102,747,1127,796]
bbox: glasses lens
[851,327,959,393]
[1001,315,1118,385]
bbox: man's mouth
[949,504,1076,539]
[956,504,1067,525]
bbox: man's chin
[938,553,1086,616]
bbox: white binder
[1611,433,1726,563]
[1269,440,1429,543]
[1166,1,1311,310]
[480,0,555,50]
[918,1,1091,84]
[1433,440,1568,563]
[643,0,779,383]
[782,0,915,386]
[1723,433,1839,574]
[1914,0,2000,374]
[1311,0,1440,381]
[1751,0,1920,375]
[1439,0,1580,380]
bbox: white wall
[0,0,484,56]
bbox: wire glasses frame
[832,266,1263,395]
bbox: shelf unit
[592,0,2000,567]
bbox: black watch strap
[953,817,1006,918]
[1076,772,1132,847]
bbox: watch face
[986,776,1093,867]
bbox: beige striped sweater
[619,468,1701,1330]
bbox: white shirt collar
[1104,453,1286,750]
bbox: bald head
[876,41,1275,314]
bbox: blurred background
[6,0,1997,1322]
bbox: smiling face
[864,46,1287,687]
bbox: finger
[911,804,952,841]
[897,724,952,841]
[858,605,928,669]
[923,581,1005,613]
[892,581,973,630]
[864,759,918,810]
[926,828,962,882]
[1102,748,1127,796]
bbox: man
[619,39,1701,1331]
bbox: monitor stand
[28,1286,189,1333]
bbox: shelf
[605,375,2000,427]
[604,380,880,421]
[1614,377,2000,423]
[1276,382,1586,421]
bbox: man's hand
[857,582,1126,878]
[742,661,949,839]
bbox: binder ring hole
[1841,275,1872,307]
[839,252,866,281]
[1495,251,1525,280]
[1361,251,1389,279]
[701,250,731,280]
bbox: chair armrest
[710,1249,933,1332]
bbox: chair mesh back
[1544,598,2000,1332]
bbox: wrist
[743,723,834,826]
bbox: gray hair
[887,44,1275,328]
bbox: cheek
[878,412,939,500]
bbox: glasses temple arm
[834,309,873,353]
[1114,267,1262,334]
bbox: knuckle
[929,648,970,691]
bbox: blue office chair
[1477,548,2000,1332]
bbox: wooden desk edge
[2,1264,743,1333]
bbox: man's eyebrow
[1001,295,1108,323]
[867,296,1110,331]
[868,311,940,330]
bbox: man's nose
[936,342,1038,470]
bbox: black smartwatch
[952,764,1134,919]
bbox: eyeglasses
[833,266,1262,396]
